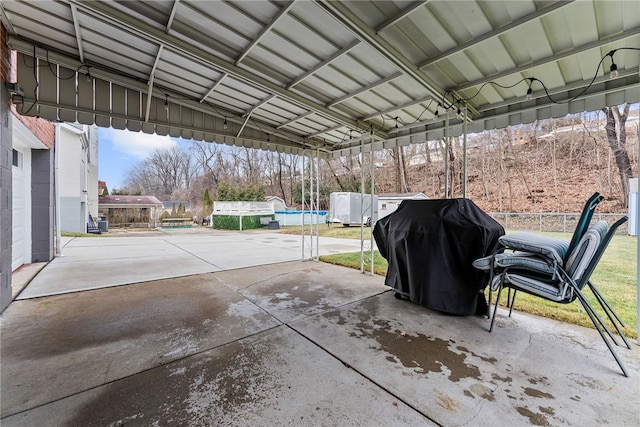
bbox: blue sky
[98,128,179,190]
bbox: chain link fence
[488,212,630,234]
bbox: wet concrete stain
[243,271,353,315]
[321,297,618,427]
[373,326,482,382]
[516,406,551,426]
[320,298,586,427]
[2,274,249,361]
[523,387,554,399]
[265,281,332,312]
[539,406,555,415]
[469,383,495,401]
[0,274,282,417]
[456,345,497,364]
[491,373,512,383]
[64,332,282,426]
[527,375,549,386]
[324,303,484,383]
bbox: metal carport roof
[1,0,639,157]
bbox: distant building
[378,192,429,220]
[99,195,164,228]
[58,123,99,233]
[98,180,108,195]
[266,196,287,211]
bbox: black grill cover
[373,199,504,315]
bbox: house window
[12,149,23,169]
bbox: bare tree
[602,104,633,205]
[190,141,219,176]
[390,146,410,193]
[276,152,287,202]
[124,145,193,200]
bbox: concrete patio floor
[1,228,639,426]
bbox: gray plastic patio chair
[483,216,630,376]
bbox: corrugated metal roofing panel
[1,0,637,157]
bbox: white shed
[378,192,429,220]
[266,196,287,211]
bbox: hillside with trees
[114,104,638,219]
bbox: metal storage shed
[378,192,429,220]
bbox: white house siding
[87,128,99,219]
[57,124,99,232]
[59,196,83,233]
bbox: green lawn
[61,231,106,237]
[304,227,638,339]
[279,223,374,239]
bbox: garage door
[12,148,26,271]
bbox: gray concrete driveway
[2,228,639,426]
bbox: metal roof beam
[68,0,382,138]
[457,28,640,92]
[277,111,315,129]
[476,67,640,113]
[244,94,277,117]
[308,124,346,138]
[395,111,457,133]
[361,94,434,121]
[70,4,85,63]
[144,45,165,122]
[8,38,312,147]
[375,1,431,33]
[417,0,574,70]
[199,73,228,103]
[237,112,253,138]
[327,71,402,108]
[17,94,320,152]
[308,124,386,143]
[237,94,277,137]
[286,39,360,89]
[386,73,640,145]
[0,2,17,35]
[316,1,444,106]
[166,0,180,33]
[235,1,296,66]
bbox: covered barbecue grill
[373,199,504,315]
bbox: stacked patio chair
[473,193,631,376]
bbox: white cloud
[103,128,177,160]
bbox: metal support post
[369,137,375,275]
[315,145,320,259]
[444,114,450,198]
[463,105,468,199]
[360,137,365,273]
[301,150,306,260]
